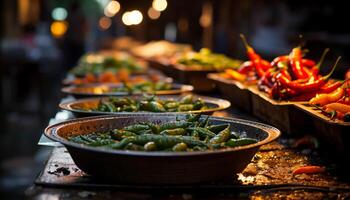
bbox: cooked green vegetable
[68,114,258,152]
[111,82,172,94]
[177,48,241,71]
[70,55,144,76]
[86,94,209,113]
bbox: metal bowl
[45,114,280,184]
[61,83,194,98]
[59,95,231,117]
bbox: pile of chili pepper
[229,34,344,101]
[309,79,350,122]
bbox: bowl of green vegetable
[59,94,231,117]
[45,114,280,184]
[61,82,194,98]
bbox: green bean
[172,143,188,151]
[164,102,179,109]
[187,127,216,139]
[180,94,193,104]
[144,142,157,151]
[130,134,208,149]
[160,128,186,136]
[186,114,201,122]
[178,104,194,112]
[112,130,137,140]
[122,105,138,112]
[109,97,130,106]
[209,125,231,144]
[124,143,144,151]
[123,124,150,134]
[199,115,210,127]
[159,121,192,132]
[104,102,116,112]
[193,99,205,110]
[225,138,258,148]
[148,101,166,112]
[207,124,229,134]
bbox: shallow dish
[61,83,194,98]
[45,114,280,184]
[59,95,231,117]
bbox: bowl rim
[61,83,194,96]
[59,95,231,115]
[44,114,280,157]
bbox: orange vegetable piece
[225,69,246,82]
[118,69,130,82]
[99,71,118,83]
[85,73,96,83]
[323,102,350,114]
[293,166,325,175]
[309,87,344,106]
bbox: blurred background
[0,0,349,199]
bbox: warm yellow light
[50,21,68,38]
[99,16,111,30]
[147,7,160,20]
[104,0,120,17]
[199,3,212,28]
[122,10,143,26]
[152,0,167,12]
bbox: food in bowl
[68,114,258,152]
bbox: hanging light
[99,16,112,30]
[122,10,143,26]
[152,0,167,12]
[50,21,68,38]
[148,7,161,20]
[52,7,68,21]
[104,1,120,17]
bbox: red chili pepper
[237,61,254,74]
[240,34,271,78]
[302,59,316,68]
[338,96,350,105]
[258,69,274,88]
[289,47,309,79]
[271,55,315,68]
[320,80,343,93]
[293,166,325,175]
[277,57,340,92]
[290,81,342,101]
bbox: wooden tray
[169,63,217,93]
[295,103,350,154]
[207,73,252,112]
[248,86,311,135]
[145,58,177,79]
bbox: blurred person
[62,2,88,70]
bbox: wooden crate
[171,64,217,92]
[207,73,252,112]
[248,86,311,135]
[295,104,350,154]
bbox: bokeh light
[50,21,68,38]
[104,1,120,17]
[152,0,167,12]
[99,16,112,30]
[147,7,161,20]
[51,7,68,21]
[122,10,143,26]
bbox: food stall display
[173,48,241,71]
[70,52,146,76]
